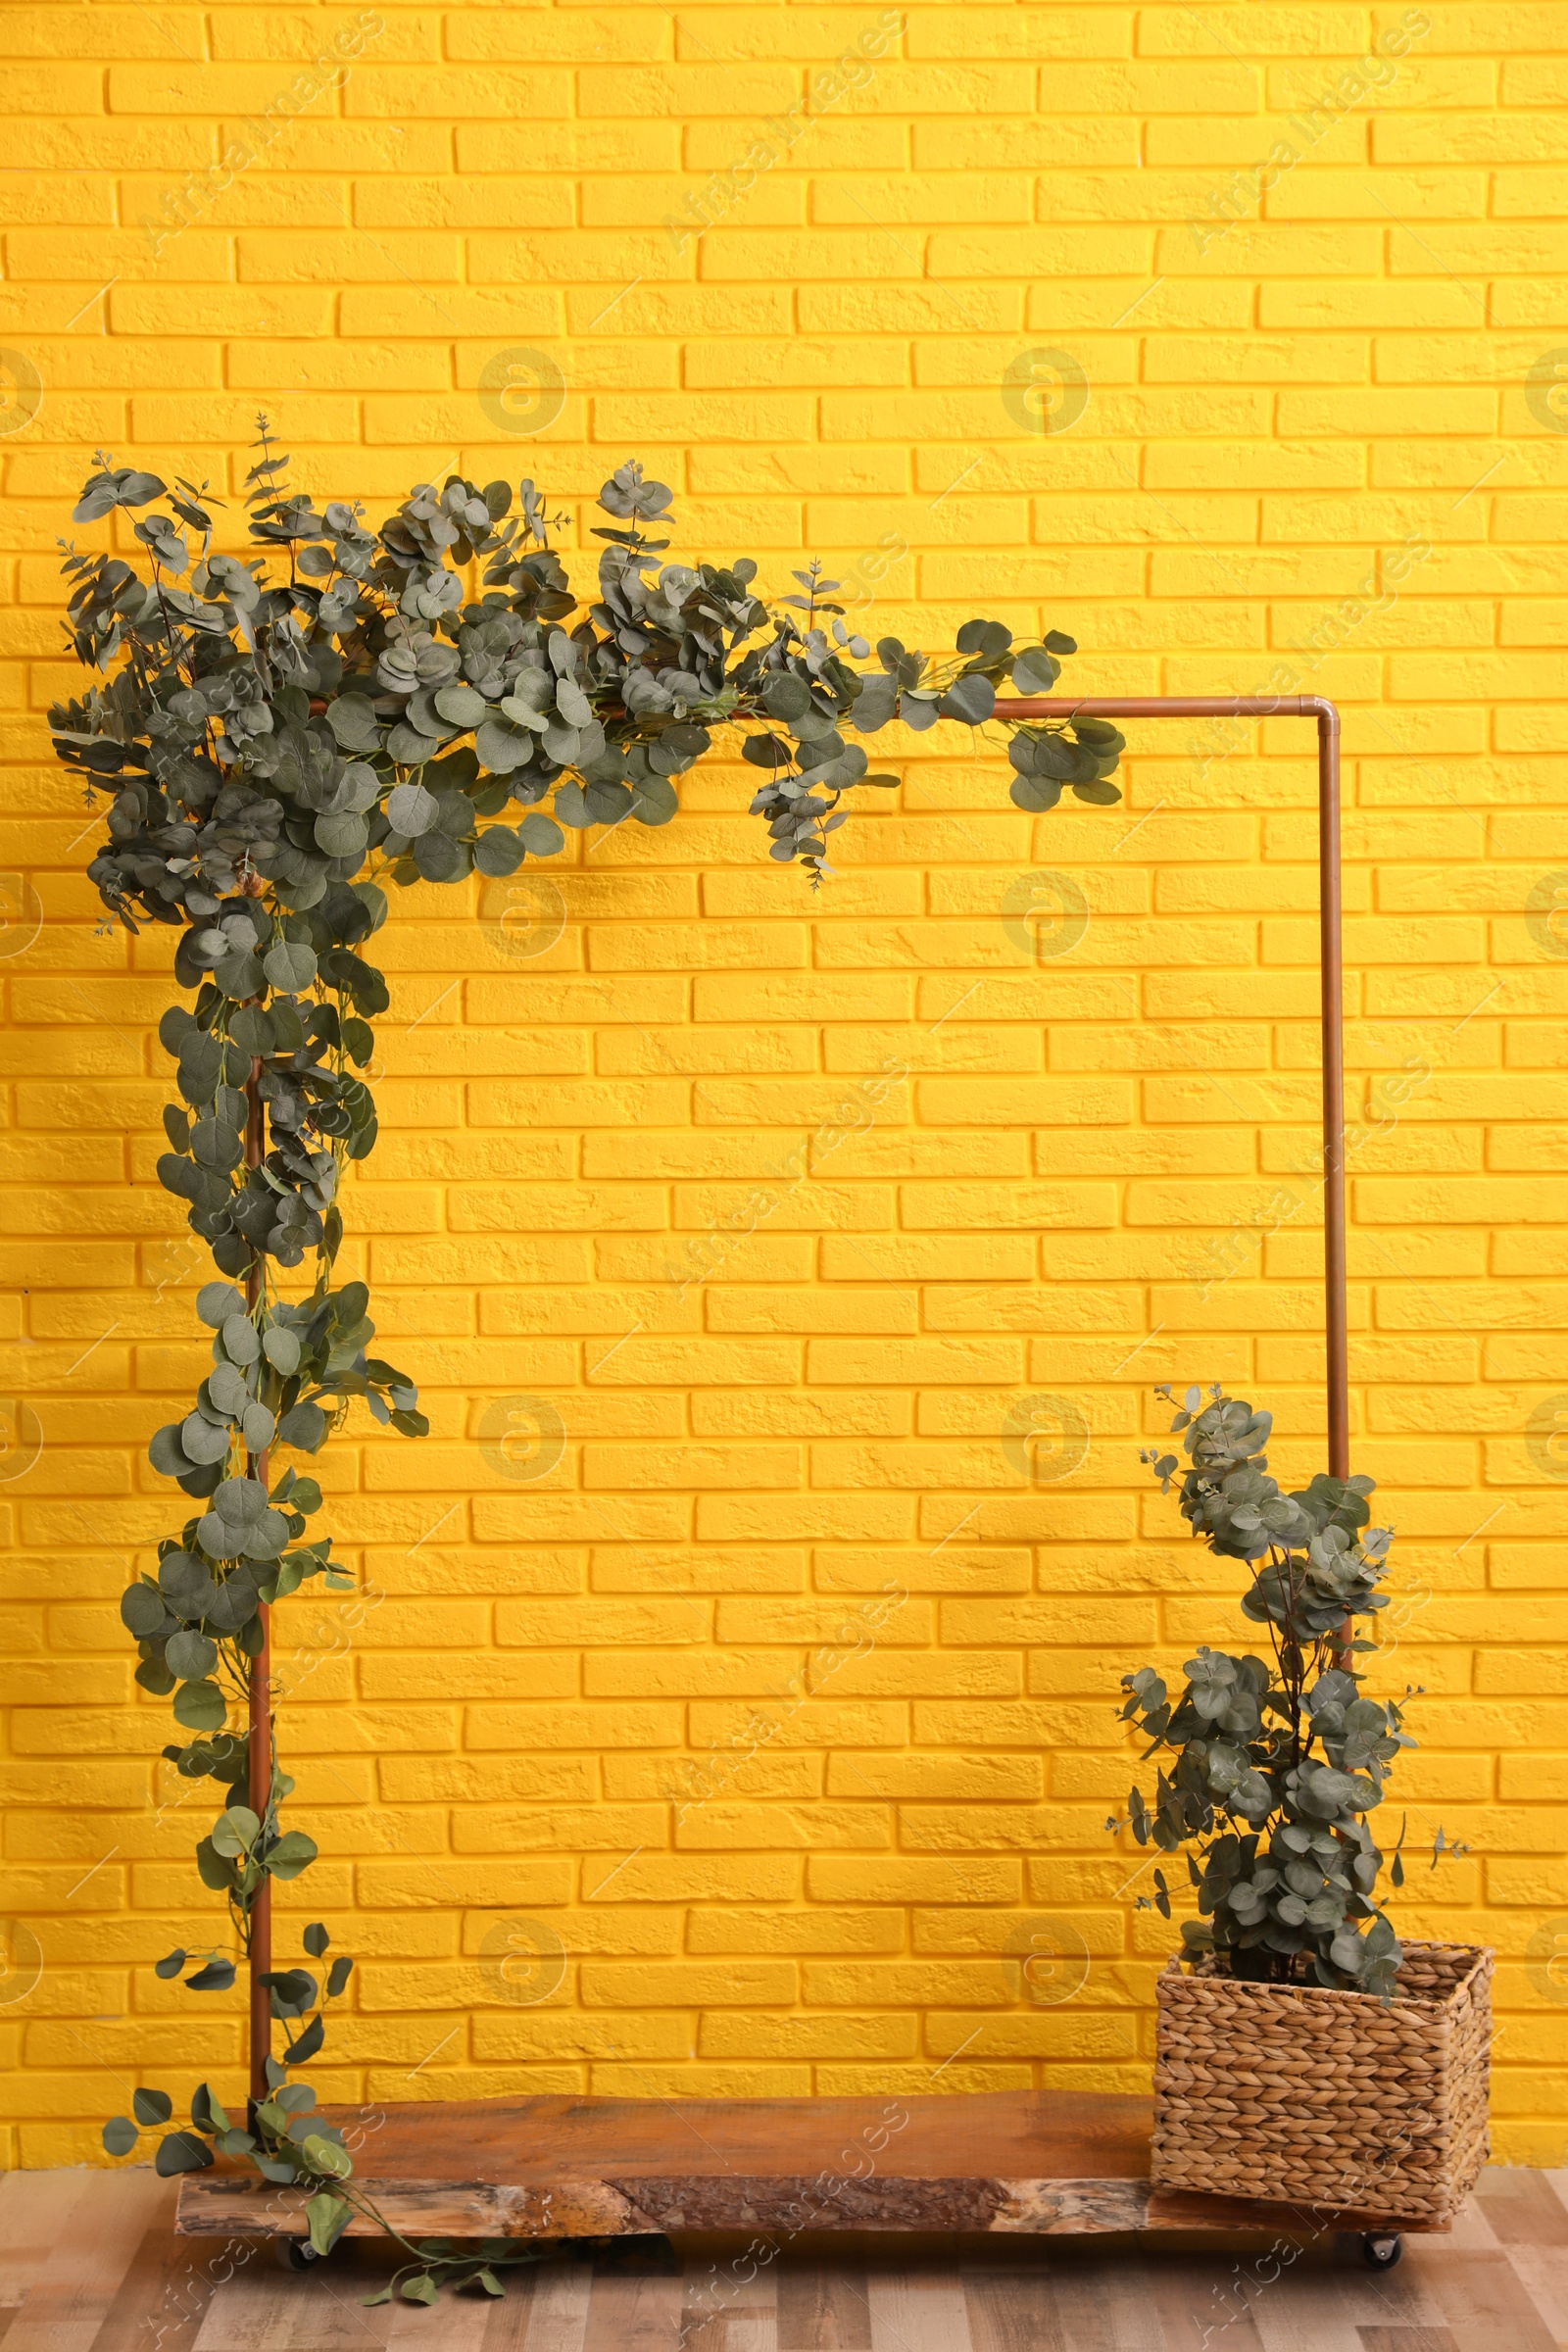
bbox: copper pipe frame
[993,695,1348,1482]
[233,694,1343,2104]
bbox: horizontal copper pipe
[993,694,1337,720]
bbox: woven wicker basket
[1151,1940,1492,2223]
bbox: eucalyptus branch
[1117,1384,1409,1999]
[60,426,1129,2296]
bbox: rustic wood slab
[173,2089,1452,2243]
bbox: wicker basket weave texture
[1151,1940,1492,2223]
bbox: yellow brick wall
[1,0,1565,2169]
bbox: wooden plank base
[174,2090,1455,2243]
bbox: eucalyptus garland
[55,424,1125,2293]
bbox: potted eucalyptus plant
[1113,1385,1491,2228]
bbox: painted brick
[0,0,1557,2173]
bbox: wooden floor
[2,2165,1566,2351]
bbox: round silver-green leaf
[474,716,536,774]
[473,826,525,877]
[325,695,382,752]
[211,1804,261,1858]
[314,811,368,859]
[172,1679,227,1733]
[220,1314,261,1366]
[166,1629,218,1682]
[208,1364,249,1417]
[241,1403,276,1454]
[262,1326,302,1375]
[434,682,487,729]
[121,1582,170,1639]
[264,941,318,993]
[149,1422,193,1477]
[413,828,466,882]
[180,1411,232,1467]
[278,1400,328,1451]
[386,782,437,838]
[214,949,263,999]
[517,812,564,858]
[241,1508,289,1560]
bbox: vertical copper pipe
[1304,697,1348,1483]
[1302,698,1353,1674]
[242,1056,272,2113]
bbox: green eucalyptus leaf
[474,715,537,773]
[847,674,899,733]
[278,1399,329,1452]
[306,2189,353,2255]
[326,695,382,753]
[387,781,438,837]
[1009,774,1063,813]
[287,2015,326,2065]
[185,1957,237,1992]
[517,811,564,858]
[173,1680,228,1733]
[315,811,369,860]
[148,1423,194,1478]
[197,1283,246,1328]
[267,1829,319,1881]
[473,826,525,877]
[122,1581,171,1638]
[434,682,487,729]
[220,1313,261,1366]
[761,672,811,721]
[263,1325,302,1374]
[260,1968,316,2015]
[631,775,678,825]
[938,673,995,725]
[264,941,318,992]
[195,1838,237,1893]
[214,949,263,999]
[166,1629,218,1681]
[241,1402,276,1453]
[413,827,466,882]
[155,2131,215,2177]
[179,1412,232,1468]
[1010,646,1060,693]
[210,1804,261,1859]
[190,2082,229,2132]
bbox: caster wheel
[276,2237,325,2273]
[1361,2233,1403,2271]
